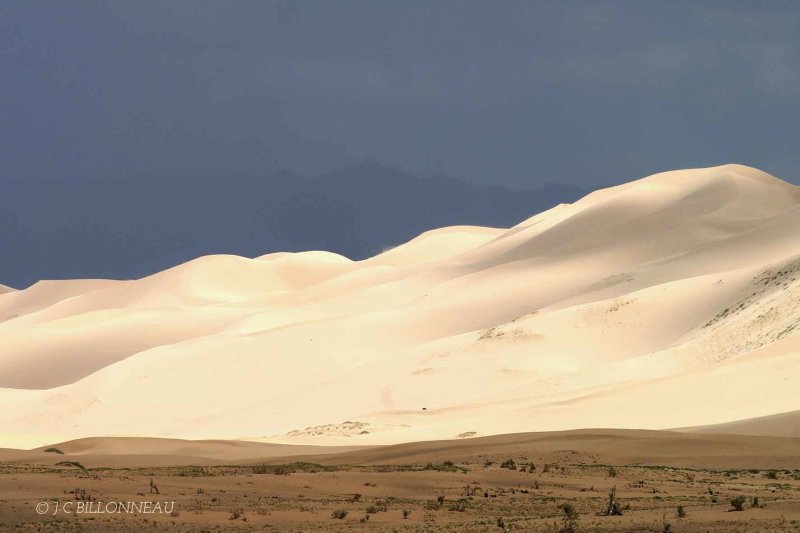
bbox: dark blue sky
[2,1,799,188]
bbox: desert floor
[1,429,799,532]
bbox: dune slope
[676,410,800,438]
[1,164,800,449]
[3,425,799,471]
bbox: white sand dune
[2,164,800,449]
[0,279,118,323]
[367,226,504,267]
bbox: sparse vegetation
[70,488,93,501]
[56,461,86,470]
[447,498,470,512]
[730,495,746,512]
[424,499,442,511]
[365,501,387,513]
[599,486,623,516]
[44,447,64,454]
[557,502,579,532]
[252,462,337,475]
[175,465,210,477]
[2,442,795,531]
[500,458,517,470]
[423,460,466,473]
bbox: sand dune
[34,436,367,459]
[294,429,800,470]
[677,409,800,438]
[0,279,118,323]
[366,225,504,267]
[3,427,798,471]
[0,307,252,389]
[0,437,369,467]
[2,164,800,449]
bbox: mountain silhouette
[0,163,586,288]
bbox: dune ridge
[2,164,800,449]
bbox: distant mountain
[0,163,586,288]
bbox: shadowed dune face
[2,164,800,448]
[0,436,370,466]
[289,431,800,471]
[676,410,800,439]
[1,428,798,471]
